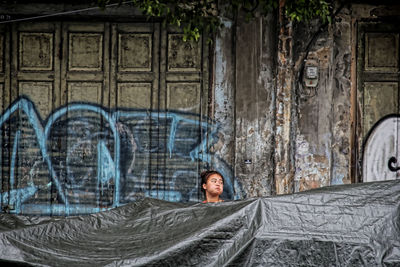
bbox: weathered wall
[274,2,295,194]
[212,10,277,199]
[212,19,240,198]
[293,5,352,191]
[234,13,277,197]
[227,2,353,195]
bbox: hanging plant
[98,0,333,41]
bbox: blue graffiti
[45,102,122,208]
[1,186,37,212]
[0,96,243,215]
[97,141,116,185]
[10,130,20,190]
[0,97,68,207]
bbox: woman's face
[202,173,224,196]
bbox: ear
[202,183,207,190]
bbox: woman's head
[200,170,224,200]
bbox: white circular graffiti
[363,116,400,182]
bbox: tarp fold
[1,179,400,266]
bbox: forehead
[207,173,223,181]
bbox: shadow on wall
[0,96,244,215]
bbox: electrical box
[304,60,319,88]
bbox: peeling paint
[212,16,243,200]
[230,13,276,197]
[295,134,331,191]
[293,5,353,192]
[274,3,295,195]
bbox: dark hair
[200,170,224,196]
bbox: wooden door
[6,22,62,209]
[0,21,210,214]
[358,22,400,182]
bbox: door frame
[351,18,400,183]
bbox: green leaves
[98,0,332,42]
[285,0,332,24]
[128,0,219,42]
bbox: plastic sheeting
[1,179,400,266]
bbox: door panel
[167,34,202,72]
[118,33,152,72]
[166,33,205,113]
[19,32,53,71]
[12,22,59,119]
[62,23,108,106]
[68,33,103,72]
[117,82,152,108]
[111,23,158,109]
[365,33,399,72]
[19,81,53,117]
[67,82,103,103]
[167,82,201,113]
[363,82,398,137]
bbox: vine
[98,0,333,41]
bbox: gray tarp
[0,179,400,266]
